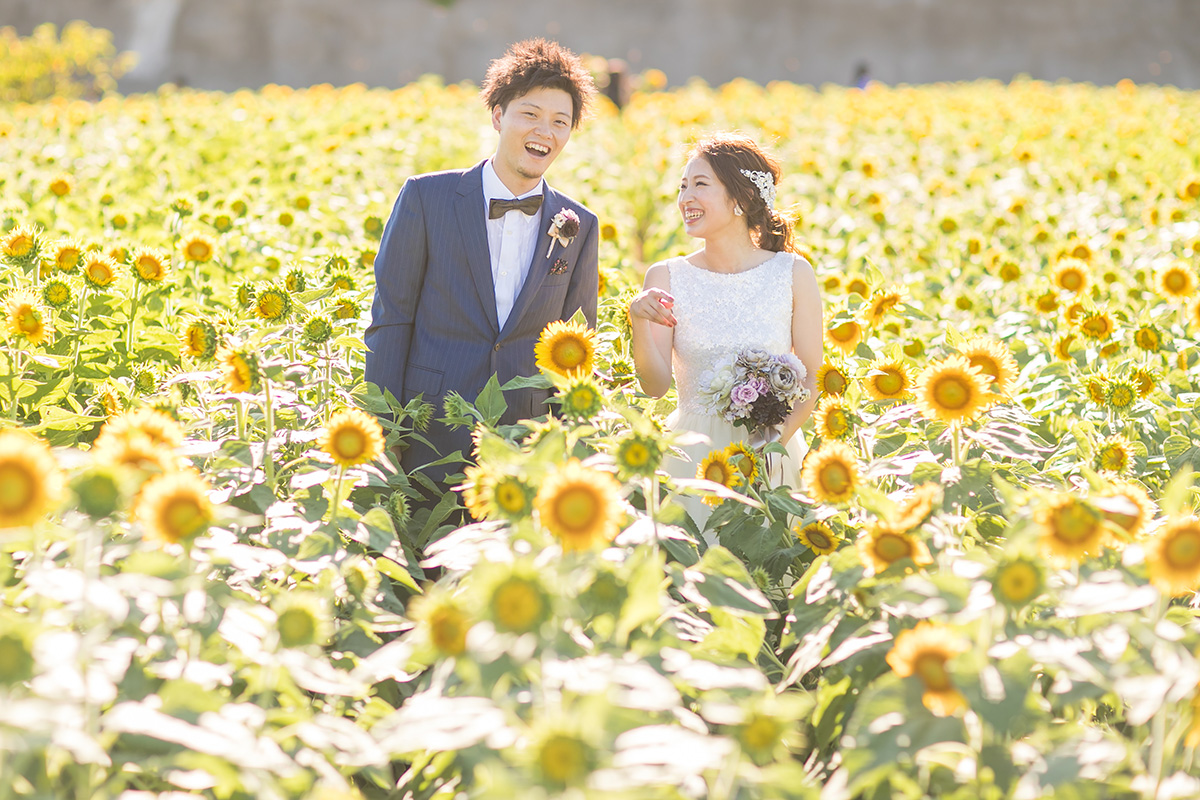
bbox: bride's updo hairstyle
[690,133,796,254]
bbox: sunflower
[53,240,82,273]
[284,268,306,293]
[1036,492,1109,564]
[332,298,360,320]
[959,338,1018,397]
[363,215,384,238]
[903,338,925,358]
[1145,517,1200,596]
[134,470,214,545]
[1095,436,1132,474]
[888,483,943,532]
[321,408,385,467]
[1105,379,1137,413]
[211,213,233,233]
[796,520,840,555]
[1052,333,1077,361]
[991,557,1044,608]
[255,285,292,322]
[4,290,50,346]
[48,174,72,198]
[1,224,41,267]
[302,316,334,345]
[802,441,859,505]
[91,426,177,475]
[1131,367,1157,398]
[915,356,990,426]
[131,248,169,284]
[180,233,215,263]
[558,377,604,421]
[489,574,551,633]
[1079,310,1115,340]
[813,395,855,440]
[182,319,219,360]
[234,282,256,309]
[1053,259,1090,294]
[0,429,63,529]
[385,490,412,530]
[1033,290,1059,315]
[997,261,1021,282]
[696,448,742,506]
[274,592,332,649]
[1132,325,1164,353]
[865,287,904,326]
[1083,373,1108,405]
[845,277,870,297]
[100,407,184,450]
[886,621,968,716]
[1064,301,1087,326]
[534,320,596,378]
[864,359,912,401]
[858,524,933,575]
[329,272,356,292]
[1100,481,1155,541]
[410,593,471,656]
[68,465,124,519]
[218,347,260,393]
[826,315,864,355]
[40,279,72,311]
[816,361,849,395]
[535,460,623,551]
[1157,261,1197,300]
[462,466,534,521]
[725,441,760,484]
[82,252,117,289]
[535,733,594,788]
[614,433,661,479]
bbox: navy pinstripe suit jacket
[364,160,599,481]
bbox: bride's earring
[734,205,744,217]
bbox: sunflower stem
[234,398,247,443]
[262,376,276,494]
[8,347,25,422]
[323,341,333,419]
[329,464,346,529]
[951,425,962,466]
[125,281,141,358]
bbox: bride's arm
[781,255,822,444]
[629,262,675,398]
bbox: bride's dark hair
[689,133,796,254]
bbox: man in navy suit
[365,39,599,486]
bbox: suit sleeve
[561,212,599,328]
[365,177,427,405]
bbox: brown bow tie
[488,195,543,219]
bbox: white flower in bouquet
[696,356,737,413]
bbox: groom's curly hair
[481,39,596,129]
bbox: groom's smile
[491,86,574,195]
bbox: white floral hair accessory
[739,169,776,210]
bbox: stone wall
[2,0,1197,91]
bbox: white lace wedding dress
[663,251,810,528]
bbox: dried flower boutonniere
[546,209,580,258]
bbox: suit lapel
[454,162,499,334]
[501,188,563,338]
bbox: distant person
[853,61,871,89]
[604,58,629,109]
[365,39,599,486]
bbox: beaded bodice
[668,252,794,415]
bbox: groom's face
[491,87,574,190]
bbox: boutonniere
[546,209,580,258]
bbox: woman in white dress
[628,133,822,529]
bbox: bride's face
[678,157,739,238]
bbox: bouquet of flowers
[697,348,810,441]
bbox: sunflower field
[2,53,1200,799]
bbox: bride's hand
[629,288,676,327]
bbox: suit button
[493,344,501,352]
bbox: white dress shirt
[482,160,545,330]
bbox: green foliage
[0,22,135,103]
